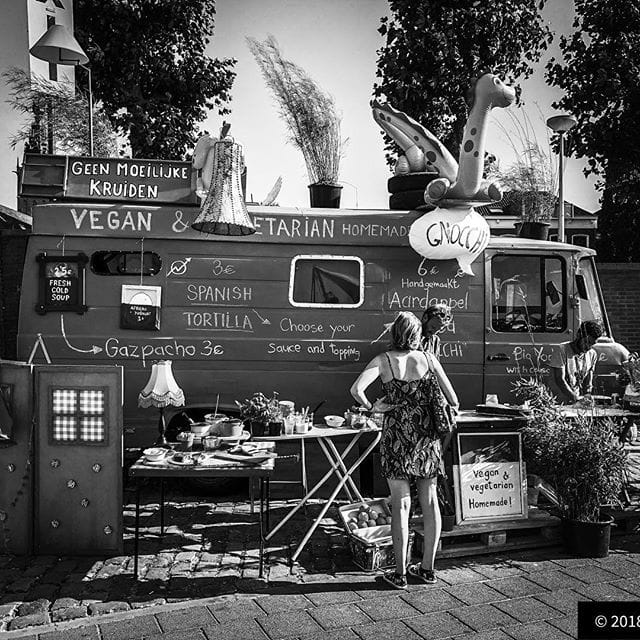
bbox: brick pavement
[1,480,640,639]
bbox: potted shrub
[236,391,282,437]
[247,35,347,208]
[513,378,627,557]
[488,111,557,240]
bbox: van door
[483,250,572,403]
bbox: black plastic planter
[561,513,614,558]
[308,183,342,208]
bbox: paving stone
[130,597,168,609]
[614,576,640,597]
[550,556,593,568]
[548,614,578,637]
[433,565,487,585]
[51,605,88,622]
[202,617,268,640]
[7,576,38,592]
[470,561,525,579]
[308,602,371,630]
[40,625,100,640]
[573,580,640,601]
[156,605,217,631]
[560,564,619,584]
[450,603,519,632]
[405,611,473,638]
[209,597,266,623]
[8,611,50,629]
[304,589,362,606]
[52,596,81,610]
[534,588,590,614]
[355,595,421,621]
[451,631,513,640]
[0,602,17,616]
[88,600,131,616]
[254,592,312,614]
[524,569,586,591]
[444,582,505,606]
[98,613,161,640]
[294,625,359,640]
[349,619,423,640]
[503,620,572,640]
[149,631,208,640]
[493,596,563,623]
[255,610,323,638]
[17,598,51,616]
[401,587,462,613]
[485,576,548,598]
[595,555,640,577]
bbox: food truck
[14,153,609,447]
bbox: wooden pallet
[607,506,640,535]
[413,508,561,559]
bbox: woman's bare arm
[428,354,459,408]
[350,355,382,410]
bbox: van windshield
[491,255,565,332]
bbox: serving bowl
[325,415,345,428]
[190,422,211,436]
[143,447,167,462]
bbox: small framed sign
[120,285,161,331]
[453,431,527,525]
[36,253,88,315]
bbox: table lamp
[138,360,185,445]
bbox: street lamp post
[546,114,577,243]
[29,24,94,156]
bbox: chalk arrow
[252,309,271,325]
[370,323,392,344]
[60,316,103,354]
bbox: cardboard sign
[120,285,161,331]
[36,253,88,315]
[454,431,526,524]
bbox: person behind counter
[550,320,604,403]
[350,311,459,589]
[420,303,452,360]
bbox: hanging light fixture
[191,125,256,236]
[138,361,185,445]
[30,24,94,156]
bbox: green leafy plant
[247,35,346,186]
[513,378,627,522]
[236,391,281,425]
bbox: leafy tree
[3,67,118,157]
[74,0,236,160]
[374,0,552,164]
[546,1,640,262]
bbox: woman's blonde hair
[390,312,422,351]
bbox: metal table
[129,442,275,579]
[256,425,381,563]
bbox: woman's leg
[416,476,441,570]
[387,477,411,575]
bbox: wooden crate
[413,508,561,559]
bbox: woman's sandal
[407,563,437,584]
[381,570,408,590]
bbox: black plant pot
[441,514,456,532]
[561,513,614,558]
[518,221,551,241]
[248,421,266,437]
[309,183,342,208]
[268,421,283,437]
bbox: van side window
[289,256,363,307]
[90,251,162,276]
[577,257,606,327]
[491,256,565,332]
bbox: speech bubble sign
[408,205,490,275]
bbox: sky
[0,0,599,213]
[202,0,599,213]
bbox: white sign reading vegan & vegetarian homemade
[453,431,526,524]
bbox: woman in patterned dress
[350,312,459,589]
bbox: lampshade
[138,360,185,408]
[30,24,89,66]
[192,137,256,236]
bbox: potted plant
[512,378,627,557]
[488,110,557,240]
[236,391,282,437]
[247,35,347,208]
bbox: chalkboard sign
[453,431,527,524]
[120,285,161,331]
[36,253,88,315]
